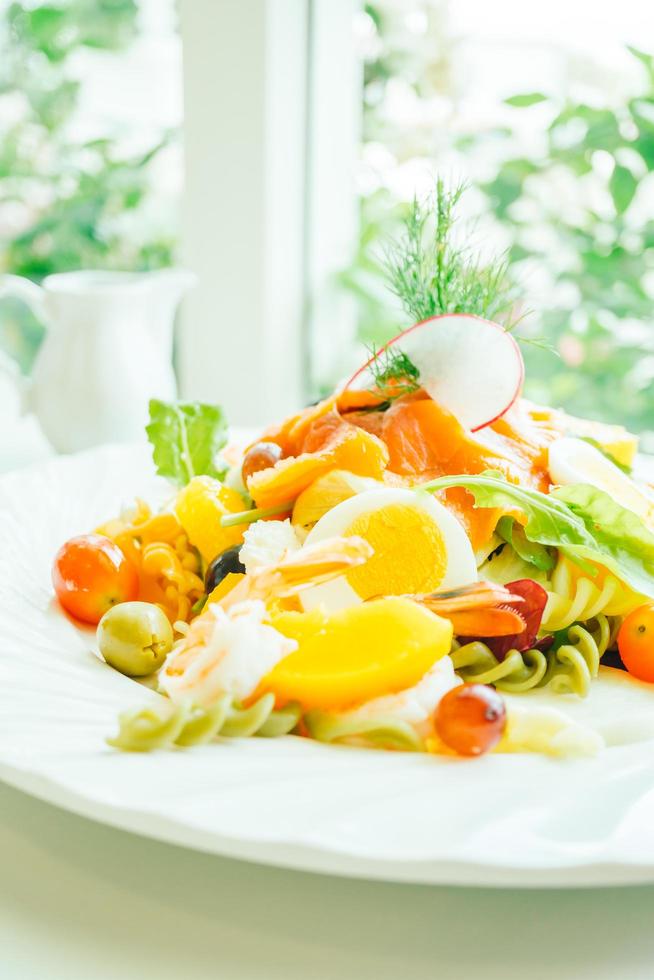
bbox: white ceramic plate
[3,445,654,888]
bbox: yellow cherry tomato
[175,476,245,562]
[618,603,654,683]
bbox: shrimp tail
[408,581,527,637]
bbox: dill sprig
[383,178,520,328]
[368,345,420,400]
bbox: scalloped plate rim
[5,757,654,888]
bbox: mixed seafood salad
[51,190,654,759]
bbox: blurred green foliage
[0,0,176,371]
[349,3,654,442]
[3,0,654,444]
[338,189,407,349]
[481,51,654,439]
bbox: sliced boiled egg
[299,487,477,612]
[548,437,654,524]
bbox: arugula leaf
[146,399,228,486]
[422,471,595,548]
[422,470,654,598]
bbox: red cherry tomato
[618,604,654,683]
[52,534,138,625]
[435,683,507,756]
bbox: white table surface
[3,780,654,980]
[3,419,654,980]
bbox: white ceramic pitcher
[0,269,195,453]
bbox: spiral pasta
[97,500,204,623]
[451,640,549,694]
[304,710,424,752]
[140,539,204,622]
[107,693,301,752]
[543,556,640,631]
[451,615,618,697]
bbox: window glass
[346,0,654,443]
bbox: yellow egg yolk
[343,503,447,599]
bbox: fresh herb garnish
[368,345,420,399]
[383,178,519,328]
[146,399,228,486]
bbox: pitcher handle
[0,274,47,323]
[0,274,46,409]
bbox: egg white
[549,436,654,524]
[300,487,477,612]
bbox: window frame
[178,0,360,425]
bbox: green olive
[97,601,174,678]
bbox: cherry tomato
[435,683,507,756]
[52,534,138,625]
[241,441,282,484]
[618,604,654,683]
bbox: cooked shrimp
[159,536,374,706]
[402,581,526,637]
[159,600,297,706]
[219,535,374,610]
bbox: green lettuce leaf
[422,471,654,597]
[480,540,550,588]
[496,516,555,572]
[146,399,228,486]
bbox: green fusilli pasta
[304,710,424,751]
[451,641,549,694]
[107,693,301,752]
[451,615,618,698]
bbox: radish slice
[345,314,524,431]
